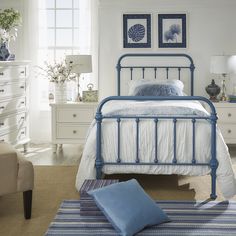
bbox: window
[38,0,91,108]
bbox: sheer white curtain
[23,0,96,143]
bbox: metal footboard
[95,96,218,199]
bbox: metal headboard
[116,53,195,96]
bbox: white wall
[0,0,51,143]
[98,0,236,98]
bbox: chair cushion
[88,179,170,236]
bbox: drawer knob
[20,116,25,120]
[21,131,25,134]
[0,139,5,142]
[20,86,25,89]
[228,129,232,134]
[0,122,4,126]
[20,71,25,74]
[0,106,4,109]
[0,89,4,92]
[73,130,77,134]
[0,72,4,76]
[228,113,232,117]
[73,114,77,118]
[21,101,25,104]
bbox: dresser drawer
[216,108,236,123]
[0,66,27,81]
[0,112,26,132]
[0,127,26,144]
[218,124,236,140]
[0,81,26,98]
[56,124,90,139]
[57,108,94,123]
[0,97,26,115]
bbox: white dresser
[214,102,236,144]
[50,102,98,152]
[0,61,30,151]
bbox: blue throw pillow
[88,179,170,236]
[133,84,183,96]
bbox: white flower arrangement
[0,8,21,44]
[39,60,77,84]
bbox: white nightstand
[50,102,98,152]
[213,102,236,144]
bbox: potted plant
[39,60,76,103]
[0,8,21,61]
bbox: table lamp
[228,55,236,95]
[66,55,92,101]
[210,55,229,101]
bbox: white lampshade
[210,55,229,75]
[228,55,236,74]
[66,55,92,73]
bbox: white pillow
[128,79,184,95]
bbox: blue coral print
[164,24,181,43]
[128,24,145,43]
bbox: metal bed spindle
[117,118,121,163]
[154,118,158,163]
[136,118,140,163]
[154,67,157,79]
[192,119,196,164]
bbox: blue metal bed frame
[95,53,218,199]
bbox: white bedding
[76,100,236,199]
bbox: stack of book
[228,95,236,103]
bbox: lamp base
[220,79,228,101]
[220,94,228,101]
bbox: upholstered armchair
[0,142,34,219]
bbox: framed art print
[123,14,151,48]
[158,14,186,48]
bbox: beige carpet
[0,166,79,236]
[0,165,236,236]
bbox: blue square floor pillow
[88,179,170,236]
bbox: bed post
[116,61,121,96]
[95,111,103,179]
[210,112,218,200]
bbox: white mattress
[76,100,236,199]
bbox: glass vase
[54,83,67,103]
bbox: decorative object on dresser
[228,95,236,103]
[0,8,22,61]
[213,102,236,144]
[210,55,229,101]
[205,79,221,102]
[38,60,76,103]
[65,55,92,102]
[0,61,30,152]
[82,83,98,102]
[50,102,97,153]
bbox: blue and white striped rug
[45,200,236,236]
